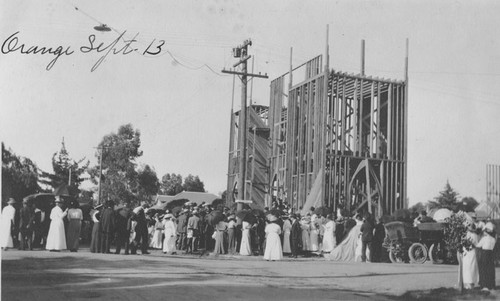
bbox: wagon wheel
[408,243,428,264]
[429,243,445,264]
[389,249,405,263]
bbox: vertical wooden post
[361,39,365,76]
[237,50,248,210]
[403,38,409,206]
[320,24,329,207]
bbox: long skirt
[462,248,479,285]
[46,219,66,251]
[282,231,291,253]
[89,222,101,253]
[66,219,81,251]
[478,249,496,289]
[163,232,176,253]
[150,230,163,249]
[264,233,283,261]
[227,228,236,254]
[214,231,226,254]
[239,229,252,255]
[310,229,319,252]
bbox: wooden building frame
[227,39,408,217]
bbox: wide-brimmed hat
[164,213,173,220]
[7,198,16,205]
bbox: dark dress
[99,207,115,253]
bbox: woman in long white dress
[0,199,16,249]
[46,198,68,251]
[327,216,362,262]
[150,215,164,249]
[301,217,311,252]
[264,221,283,261]
[239,221,252,256]
[462,224,479,289]
[322,214,336,253]
[282,216,292,253]
[310,214,320,252]
[162,214,177,254]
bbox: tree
[183,174,205,192]
[160,173,183,196]
[409,201,427,213]
[137,164,159,202]
[2,143,41,203]
[39,138,89,196]
[428,181,460,211]
[91,124,143,207]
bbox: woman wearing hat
[321,214,336,253]
[162,214,177,255]
[462,223,479,289]
[282,215,292,254]
[66,200,83,252]
[263,215,283,261]
[477,226,497,291]
[46,197,68,252]
[1,198,17,250]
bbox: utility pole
[222,39,268,211]
[97,147,104,205]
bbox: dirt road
[1,249,498,300]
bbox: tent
[475,201,500,220]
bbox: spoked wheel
[389,249,405,263]
[408,243,428,264]
[429,243,445,264]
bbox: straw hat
[7,198,16,205]
[164,213,174,220]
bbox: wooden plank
[341,76,347,153]
[369,82,375,157]
[387,83,392,159]
[353,79,358,154]
[359,79,364,154]
[376,82,381,158]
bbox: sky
[1,0,500,205]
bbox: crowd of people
[0,196,497,292]
[462,216,497,291]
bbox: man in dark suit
[18,200,35,250]
[99,200,115,254]
[114,207,131,255]
[130,201,150,255]
[289,214,302,258]
[360,213,374,262]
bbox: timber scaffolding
[227,39,409,218]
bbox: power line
[70,3,228,77]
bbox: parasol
[314,206,330,217]
[171,206,183,216]
[251,208,265,218]
[236,209,251,219]
[268,209,282,218]
[23,193,55,210]
[206,210,225,227]
[243,212,257,224]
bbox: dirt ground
[2,249,499,301]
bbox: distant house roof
[150,192,220,210]
[150,195,176,210]
[173,191,219,206]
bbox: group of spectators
[0,196,83,252]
